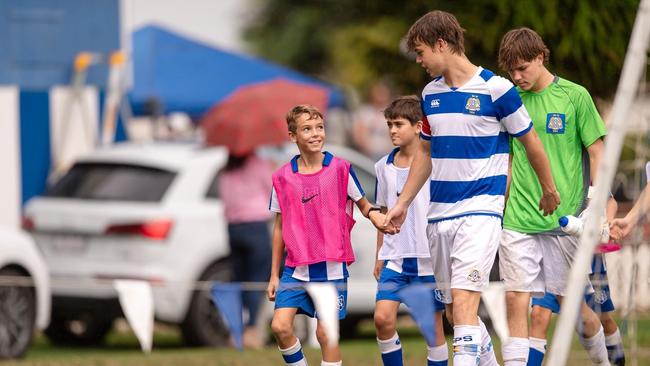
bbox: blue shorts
[585,270,615,313]
[376,266,446,312]
[532,276,614,313]
[274,270,348,319]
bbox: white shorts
[539,234,593,296]
[499,229,545,296]
[426,215,502,304]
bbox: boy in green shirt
[498,28,614,366]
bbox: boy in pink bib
[267,104,387,366]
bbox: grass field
[4,317,650,365]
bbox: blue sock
[378,332,403,366]
[527,348,544,366]
[279,339,308,366]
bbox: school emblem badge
[465,95,481,114]
[467,269,481,283]
[337,294,345,310]
[434,288,449,303]
[546,113,566,134]
[593,290,608,305]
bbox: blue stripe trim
[427,212,503,224]
[373,178,378,204]
[423,92,496,117]
[282,350,305,363]
[430,132,509,159]
[322,151,333,166]
[268,190,273,210]
[342,263,349,278]
[308,262,327,281]
[290,155,299,172]
[386,147,400,164]
[420,132,432,141]
[349,166,365,196]
[479,68,495,82]
[511,121,533,137]
[493,86,523,120]
[430,175,506,203]
[402,258,418,274]
[291,151,333,173]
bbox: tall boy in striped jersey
[373,96,447,366]
[267,105,389,366]
[383,11,560,366]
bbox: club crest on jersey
[594,290,608,305]
[465,95,481,114]
[546,113,566,134]
[467,269,481,283]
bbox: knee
[530,306,551,328]
[315,324,330,345]
[374,310,396,332]
[271,318,293,340]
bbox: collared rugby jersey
[420,67,533,222]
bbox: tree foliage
[245,0,639,98]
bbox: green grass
[4,317,650,365]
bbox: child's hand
[610,218,633,241]
[383,203,406,234]
[267,276,279,301]
[373,260,384,281]
[370,211,396,234]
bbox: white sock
[605,328,625,364]
[377,332,402,354]
[321,361,342,366]
[478,317,498,366]
[427,342,449,365]
[529,337,547,354]
[453,325,481,366]
[279,339,308,366]
[501,337,529,366]
[579,326,610,365]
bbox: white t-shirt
[375,148,431,260]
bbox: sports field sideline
[4,317,649,366]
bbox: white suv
[0,228,50,358]
[24,143,379,346]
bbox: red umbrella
[201,78,330,155]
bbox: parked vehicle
[0,228,51,358]
[24,142,379,346]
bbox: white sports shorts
[426,215,502,304]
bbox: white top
[375,148,431,260]
[420,67,533,222]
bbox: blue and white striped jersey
[284,261,349,281]
[385,257,434,276]
[420,67,533,222]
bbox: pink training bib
[272,154,356,266]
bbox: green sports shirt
[503,76,607,233]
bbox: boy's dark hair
[498,27,550,71]
[406,10,465,55]
[285,104,324,133]
[384,95,423,124]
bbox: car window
[47,163,176,202]
[351,163,376,204]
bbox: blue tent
[129,25,345,117]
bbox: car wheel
[44,311,114,346]
[181,261,231,347]
[0,268,36,359]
